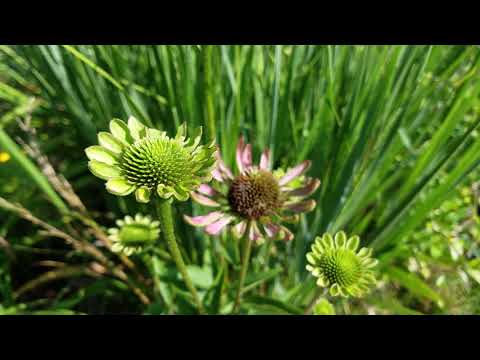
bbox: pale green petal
[172,185,190,202]
[362,258,378,268]
[146,128,165,138]
[306,252,316,265]
[125,215,134,224]
[346,235,360,252]
[338,287,348,298]
[157,184,174,199]
[185,126,203,150]
[175,122,187,141]
[141,216,153,225]
[98,131,124,154]
[362,272,376,283]
[127,116,146,140]
[329,284,340,296]
[111,243,123,252]
[334,231,347,248]
[312,268,321,277]
[85,145,118,165]
[316,277,327,287]
[312,240,324,255]
[321,233,334,249]
[357,284,371,294]
[106,178,135,196]
[347,286,361,298]
[135,187,151,203]
[110,118,133,144]
[88,160,122,180]
[358,247,372,259]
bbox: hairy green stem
[233,222,252,313]
[156,199,204,314]
[304,287,326,315]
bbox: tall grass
[1,45,479,314]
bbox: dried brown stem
[0,235,16,261]
[16,110,87,214]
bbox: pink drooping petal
[233,221,247,238]
[190,191,221,207]
[259,149,270,170]
[278,226,294,241]
[242,143,253,170]
[278,160,312,186]
[205,216,234,235]
[263,223,280,238]
[284,199,317,213]
[287,178,321,197]
[214,150,234,180]
[249,222,263,242]
[183,211,225,227]
[218,161,234,180]
[236,136,246,174]
[211,168,224,182]
[197,184,219,197]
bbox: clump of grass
[1,45,480,314]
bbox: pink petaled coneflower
[184,137,320,242]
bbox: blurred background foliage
[0,45,479,314]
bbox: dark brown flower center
[228,170,282,219]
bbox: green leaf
[385,266,444,307]
[241,268,283,295]
[372,298,424,315]
[206,263,225,314]
[186,265,213,289]
[0,128,68,213]
[243,295,303,315]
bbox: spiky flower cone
[85,116,217,203]
[306,231,378,298]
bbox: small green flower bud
[108,214,161,256]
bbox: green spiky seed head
[85,116,217,203]
[306,231,378,298]
[108,214,160,256]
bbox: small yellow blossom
[0,152,11,163]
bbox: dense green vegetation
[0,45,479,314]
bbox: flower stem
[233,221,252,314]
[156,199,204,314]
[304,287,327,315]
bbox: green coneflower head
[108,214,160,256]
[306,231,378,298]
[85,116,217,203]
